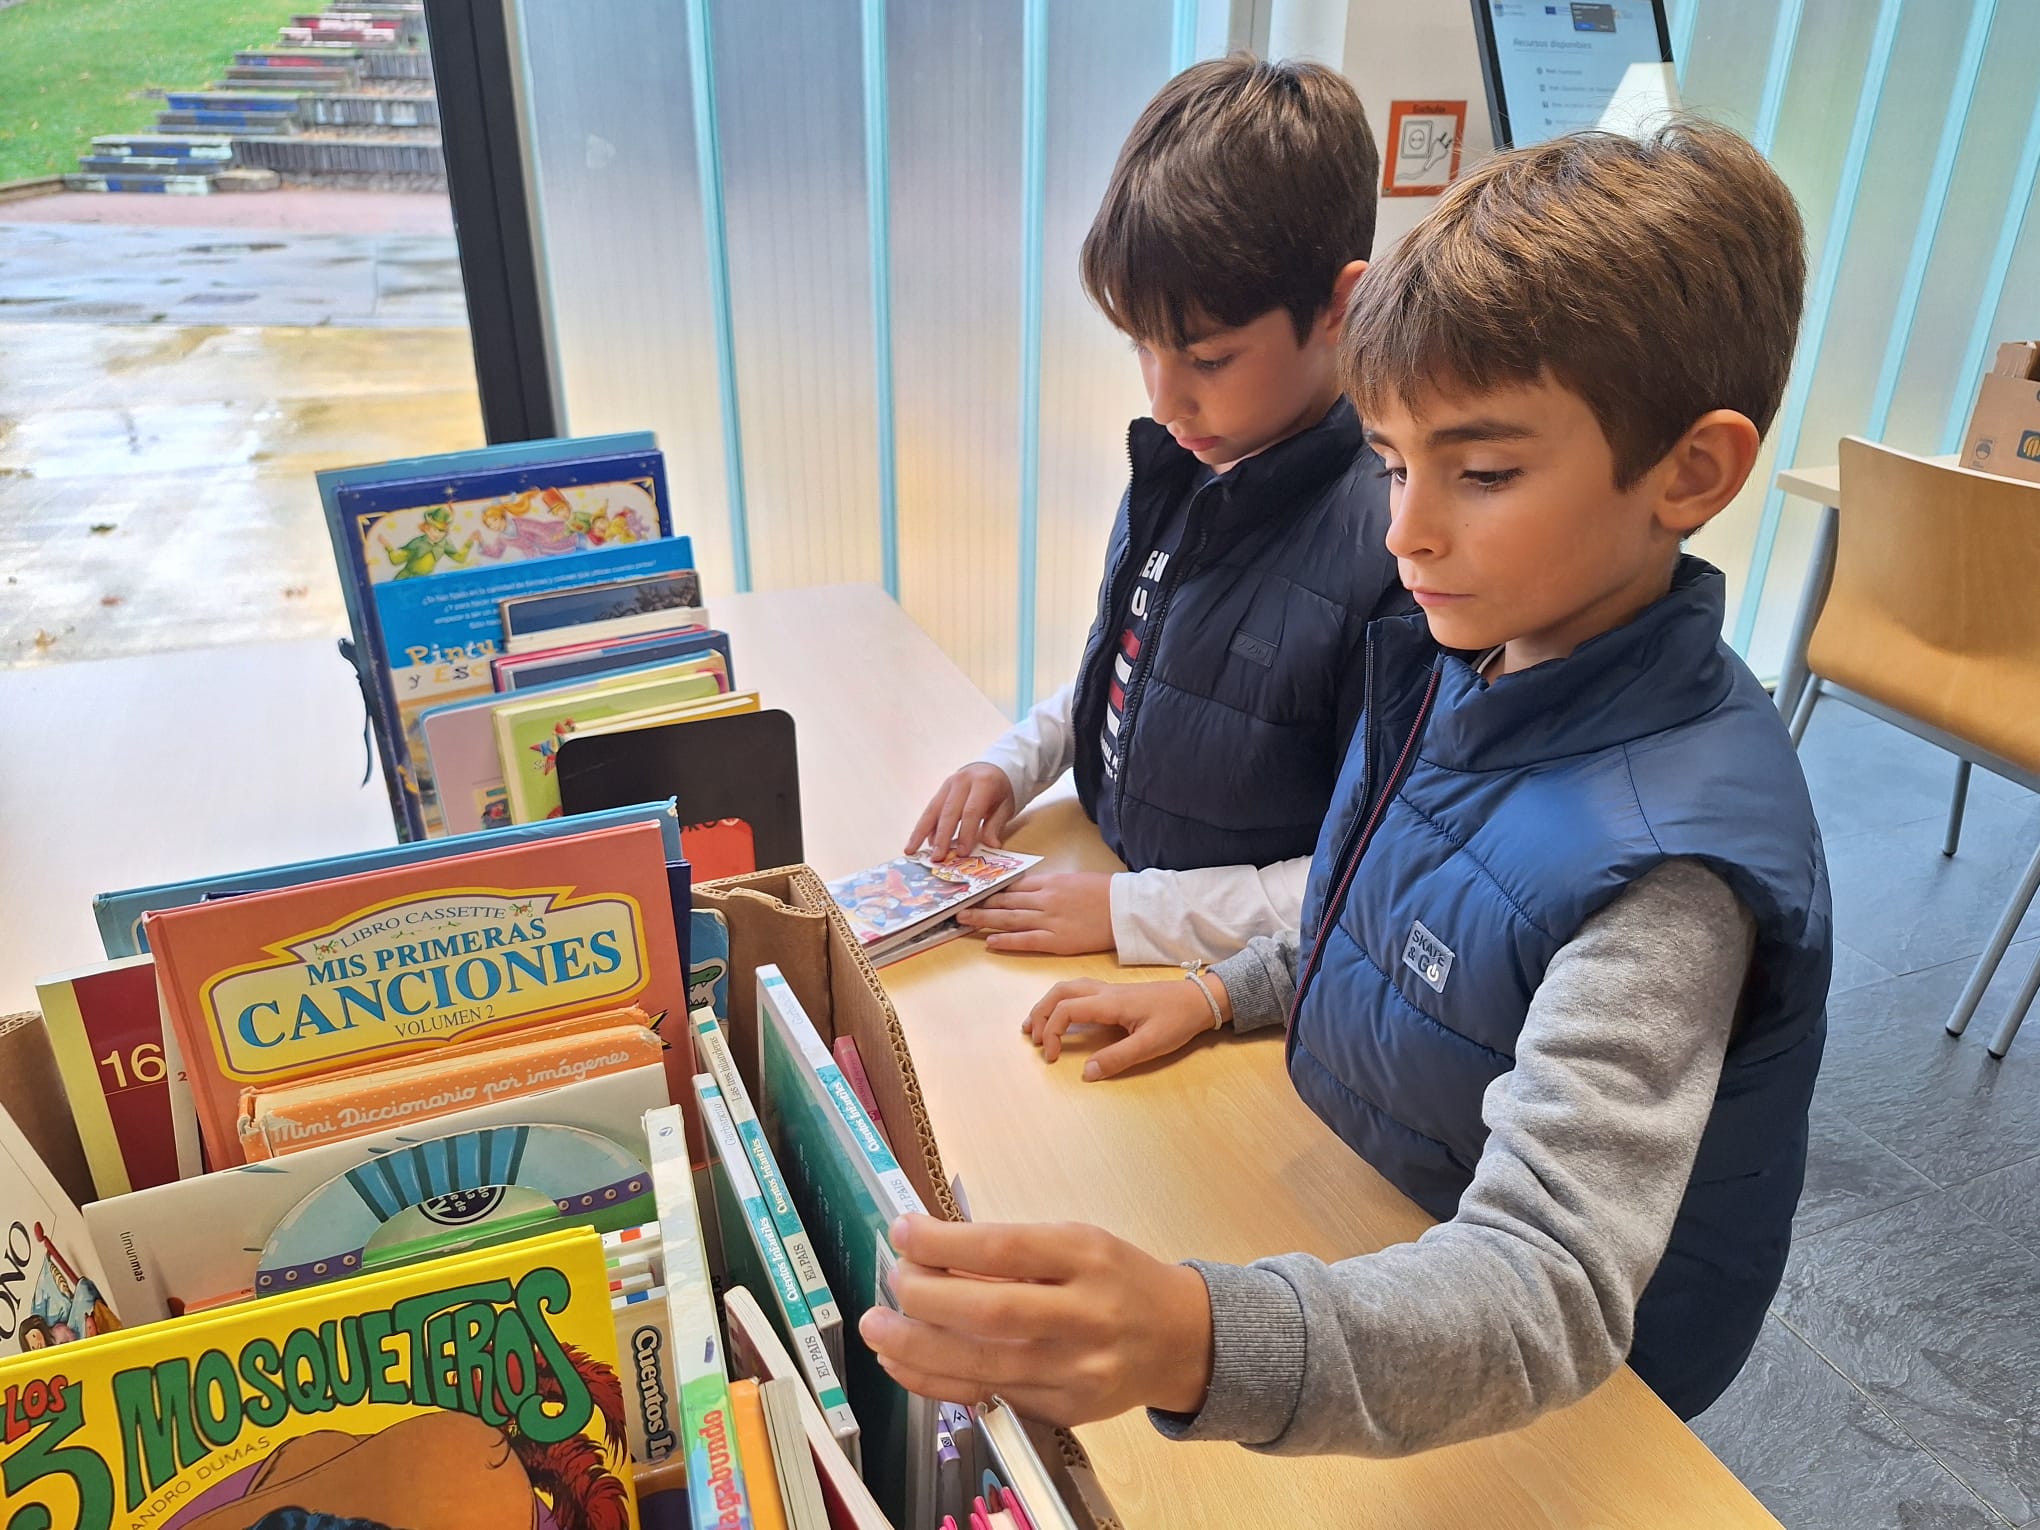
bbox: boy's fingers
[890,1214,1084,1281]
[1036,997,1080,1060]
[906,796,940,855]
[1025,980,1099,1030]
[986,930,1061,956]
[1083,1025,1178,1082]
[929,783,969,859]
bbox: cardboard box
[1961,340,2040,484]
[695,866,1123,1530]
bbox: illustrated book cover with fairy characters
[0,1226,639,1530]
[315,436,678,840]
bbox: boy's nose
[1384,487,1443,561]
[1146,368,1196,430]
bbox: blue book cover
[319,437,671,840]
[374,538,697,834]
[315,432,656,667]
[93,800,683,959]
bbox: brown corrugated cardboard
[0,1011,97,1207]
[1961,340,2040,485]
[695,867,1123,1530]
[695,865,961,1222]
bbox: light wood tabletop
[1776,452,1959,507]
[731,586,1781,1527]
[3,583,1782,1526]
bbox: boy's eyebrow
[1365,420,1538,449]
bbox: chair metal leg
[1787,676,1821,747]
[1775,503,1837,722]
[1943,759,1972,858]
[1947,839,2040,1036]
[1987,949,2040,1058]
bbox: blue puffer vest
[1071,398,1409,873]
[1289,557,1831,1418]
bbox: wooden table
[0,584,1781,1526]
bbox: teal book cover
[755,967,933,1530]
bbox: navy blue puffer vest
[1071,398,1409,873]
[1289,557,1831,1418]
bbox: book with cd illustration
[257,1122,655,1295]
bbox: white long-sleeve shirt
[974,682,1311,967]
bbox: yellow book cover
[0,1228,639,1530]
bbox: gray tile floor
[1691,700,2040,1529]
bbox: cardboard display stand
[696,866,1122,1530]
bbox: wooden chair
[1785,437,2040,1056]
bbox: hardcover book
[0,1225,640,1530]
[94,800,684,959]
[494,626,733,694]
[756,966,934,1530]
[371,536,696,835]
[492,666,728,824]
[644,1103,756,1530]
[421,657,726,837]
[319,435,673,839]
[32,955,184,1196]
[144,820,689,1167]
[317,432,660,835]
[0,1104,121,1356]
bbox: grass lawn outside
[0,0,309,183]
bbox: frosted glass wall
[1669,0,2040,678]
[513,0,1211,716]
[514,0,2037,705]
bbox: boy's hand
[860,1215,1214,1424]
[955,871,1115,956]
[1021,974,1223,1079]
[907,763,1017,858]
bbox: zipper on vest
[1286,658,1443,1032]
[1112,475,1219,830]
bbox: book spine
[613,1279,682,1466]
[696,1078,859,1445]
[694,1012,846,1368]
[239,1026,664,1159]
[759,968,925,1219]
[645,1104,756,1530]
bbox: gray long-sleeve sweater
[1151,857,1755,1455]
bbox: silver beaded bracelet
[1181,960,1226,1032]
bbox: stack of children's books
[322,433,802,879]
[11,788,1105,1527]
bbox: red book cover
[34,955,185,1197]
[144,820,694,1167]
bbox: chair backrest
[1810,436,2040,775]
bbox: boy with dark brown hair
[907,55,1412,965]
[865,121,1832,1451]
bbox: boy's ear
[1653,409,1762,537]
[1321,260,1370,339]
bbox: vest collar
[1128,396,1365,538]
[1391,556,1738,773]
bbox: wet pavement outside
[0,189,480,667]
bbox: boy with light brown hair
[865,120,1831,1450]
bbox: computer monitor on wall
[1470,1,1680,149]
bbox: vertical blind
[512,0,2040,713]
